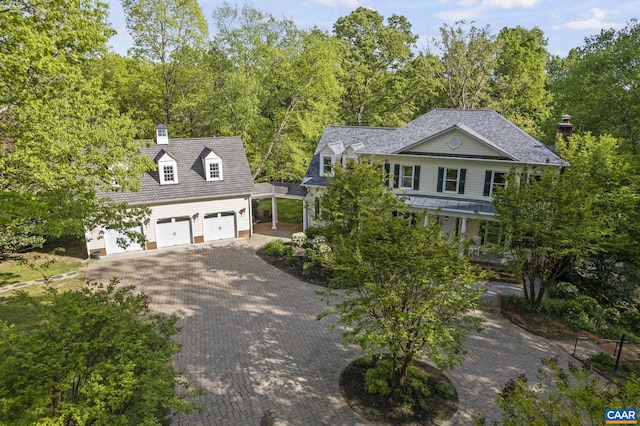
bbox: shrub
[291,232,307,248]
[364,360,392,397]
[312,235,327,251]
[550,281,579,299]
[264,239,286,256]
[540,299,569,317]
[304,226,324,239]
[435,380,456,399]
[284,255,298,267]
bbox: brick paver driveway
[88,237,579,425]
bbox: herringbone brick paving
[87,235,579,425]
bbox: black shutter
[437,167,444,192]
[458,168,466,194]
[413,166,420,190]
[384,163,391,187]
[483,170,493,196]
[393,164,400,188]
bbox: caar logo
[606,409,637,425]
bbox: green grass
[0,254,84,287]
[257,198,303,224]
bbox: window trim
[158,158,178,185]
[321,155,334,177]
[205,159,223,181]
[443,167,460,193]
[399,165,414,189]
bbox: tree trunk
[391,357,412,388]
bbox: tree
[0,280,199,424]
[548,20,640,154]
[491,26,551,139]
[333,7,419,126]
[316,160,405,243]
[0,0,154,252]
[122,0,209,126]
[319,161,487,391]
[435,21,502,109]
[208,3,343,181]
[492,165,606,308]
[498,357,640,426]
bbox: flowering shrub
[291,232,307,248]
[312,235,327,251]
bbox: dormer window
[163,165,175,182]
[157,150,178,185]
[201,149,223,181]
[155,123,169,145]
[321,155,334,176]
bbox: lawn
[257,198,303,224]
[0,253,84,287]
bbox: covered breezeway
[251,182,307,232]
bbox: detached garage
[156,217,192,248]
[204,212,236,241]
[104,226,144,255]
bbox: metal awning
[405,196,496,216]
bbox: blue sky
[106,0,639,57]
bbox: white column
[248,197,254,237]
[302,199,308,230]
[460,217,468,257]
[271,196,278,230]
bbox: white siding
[406,129,507,158]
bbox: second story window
[163,165,175,182]
[400,166,414,189]
[392,164,420,190]
[321,155,333,176]
[437,167,466,194]
[483,170,507,196]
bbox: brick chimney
[556,114,573,144]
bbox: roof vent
[155,123,169,145]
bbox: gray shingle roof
[108,136,254,205]
[302,126,395,186]
[302,109,567,187]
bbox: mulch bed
[340,357,458,425]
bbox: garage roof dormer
[156,123,169,145]
[201,149,223,181]
[156,150,178,185]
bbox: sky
[106,0,639,58]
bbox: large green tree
[333,7,419,126]
[492,163,607,308]
[0,0,153,252]
[0,281,198,424]
[491,26,551,139]
[319,161,486,390]
[548,20,640,154]
[122,0,209,127]
[435,21,502,109]
[208,3,343,181]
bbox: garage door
[104,226,144,255]
[156,217,192,248]
[203,212,236,241]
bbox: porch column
[271,196,278,230]
[302,199,308,230]
[460,217,468,257]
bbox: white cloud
[481,0,540,7]
[435,7,482,21]
[457,0,480,6]
[312,0,360,7]
[565,8,617,30]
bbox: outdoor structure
[85,125,255,257]
[302,109,568,253]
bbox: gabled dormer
[156,123,169,145]
[319,141,345,177]
[156,150,178,185]
[341,142,363,166]
[201,149,223,181]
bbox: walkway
[86,235,583,425]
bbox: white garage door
[156,217,192,248]
[203,212,236,241]
[104,226,144,255]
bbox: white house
[301,109,568,251]
[85,124,255,257]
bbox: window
[400,166,414,189]
[437,167,466,194]
[157,128,167,137]
[444,168,459,192]
[321,155,333,176]
[163,165,175,182]
[483,170,507,196]
[208,162,220,179]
